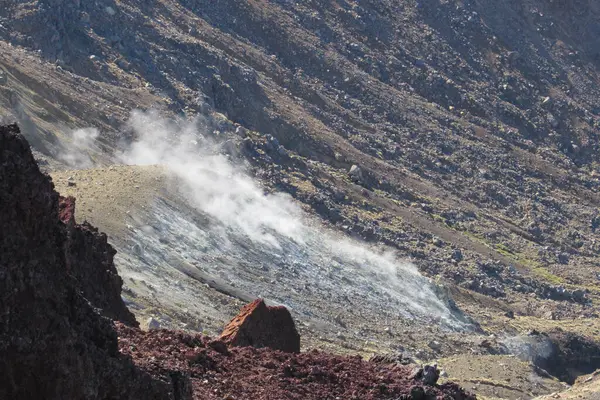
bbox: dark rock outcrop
[542,330,600,385]
[220,299,301,353]
[507,328,600,385]
[0,124,185,400]
[60,195,138,326]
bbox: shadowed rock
[59,195,138,326]
[0,124,186,400]
[220,299,301,353]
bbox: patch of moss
[460,232,566,285]
[431,213,446,224]
[289,176,318,194]
[463,230,485,242]
[494,243,513,256]
[531,266,565,285]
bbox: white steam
[502,335,555,363]
[122,111,303,249]
[118,110,469,329]
[59,127,100,168]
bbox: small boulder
[410,364,440,386]
[349,164,364,182]
[451,249,463,262]
[219,299,300,353]
[422,364,440,385]
[146,317,161,330]
[428,340,442,351]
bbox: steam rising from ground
[59,127,100,168]
[502,335,554,364]
[122,112,303,250]
[117,110,469,329]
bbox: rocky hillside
[0,123,475,399]
[1,0,600,397]
[2,0,600,310]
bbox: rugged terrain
[0,124,178,399]
[1,0,600,398]
[0,123,474,399]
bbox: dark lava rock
[60,195,138,326]
[542,329,600,384]
[410,385,425,400]
[409,364,440,386]
[0,124,186,400]
[220,299,301,353]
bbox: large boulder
[220,299,301,353]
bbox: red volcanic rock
[59,195,76,226]
[117,323,476,400]
[220,299,301,353]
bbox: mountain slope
[1,0,600,396]
[2,0,600,302]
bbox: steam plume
[118,110,470,329]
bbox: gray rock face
[349,164,364,182]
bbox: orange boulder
[220,299,300,353]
